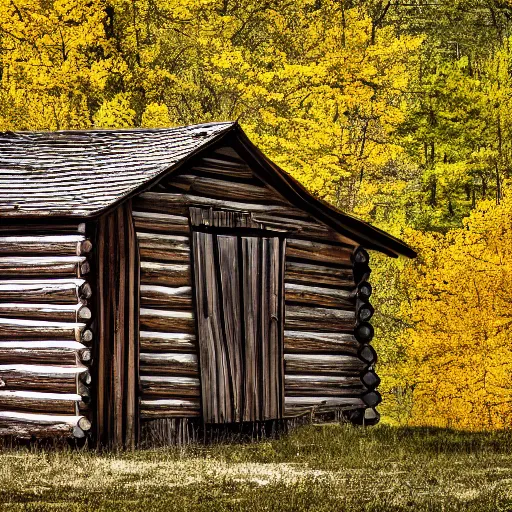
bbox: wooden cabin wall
[133,146,380,441]
[0,222,93,439]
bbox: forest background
[1,0,511,430]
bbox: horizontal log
[251,214,356,244]
[0,411,90,438]
[135,192,310,219]
[0,318,91,343]
[361,371,380,389]
[0,223,86,234]
[0,279,91,304]
[285,283,355,308]
[284,354,366,374]
[284,396,365,417]
[358,344,377,365]
[285,306,356,331]
[0,390,81,415]
[0,235,91,256]
[137,233,190,263]
[133,211,190,234]
[140,308,195,333]
[140,398,201,418]
[0,341,90,365]
[168,174,289,205]
[285,374,366,396]
[284,331,359,354]
[140,331,196,352]
[140,285,192,309]
[0,303,91,323]
[285,261,356,288]
[140,352,198,376]
[0,256,89,278]
[0,364,88,393]
[140,376,200,398]
[141,261,191,287]
[286,239,354,265]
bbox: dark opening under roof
[0,122,416,258]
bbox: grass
[1,424,512,511]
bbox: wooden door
[192,231,284,424]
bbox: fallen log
[0,411,90,438]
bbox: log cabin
[0,122,416,447]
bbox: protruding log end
[81,329,93,344]
[357,303,374,322]
[73,426,85,438]
[79,348,92,364]
[79,282,92,300]
[352,247,369,265]
[77,416,91,432]
[355,322,374,343]
[361,370,380,389]
[358,344,377,365]
[362,391,381,408]
[357,282,372,300]
[80,240,93,254]
[345,407,380,426]
[77,306,92,321]
[80,261,90,276]
[79,371,92,385]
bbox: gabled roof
[0,122,416,258]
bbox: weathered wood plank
[286,239,353,265]
[285,306,356,331]
[133,211,190,234]
[0,318,91,343]
[140,376,200,398]
[140,261,191,287]
[0,303,91,323]
[140,398,201,418]
[140,285,192,309]
[140,331,196,352]
[139,308,195,333]
[283,331,359,354]
[0,256,89,277]
[139,352,199,376]
[284,354,366,374]
[137,233,190,262]
[285,283,355,308]
[0,341,90,366]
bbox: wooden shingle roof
[0,122,416,258]
[0,122,233,218]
